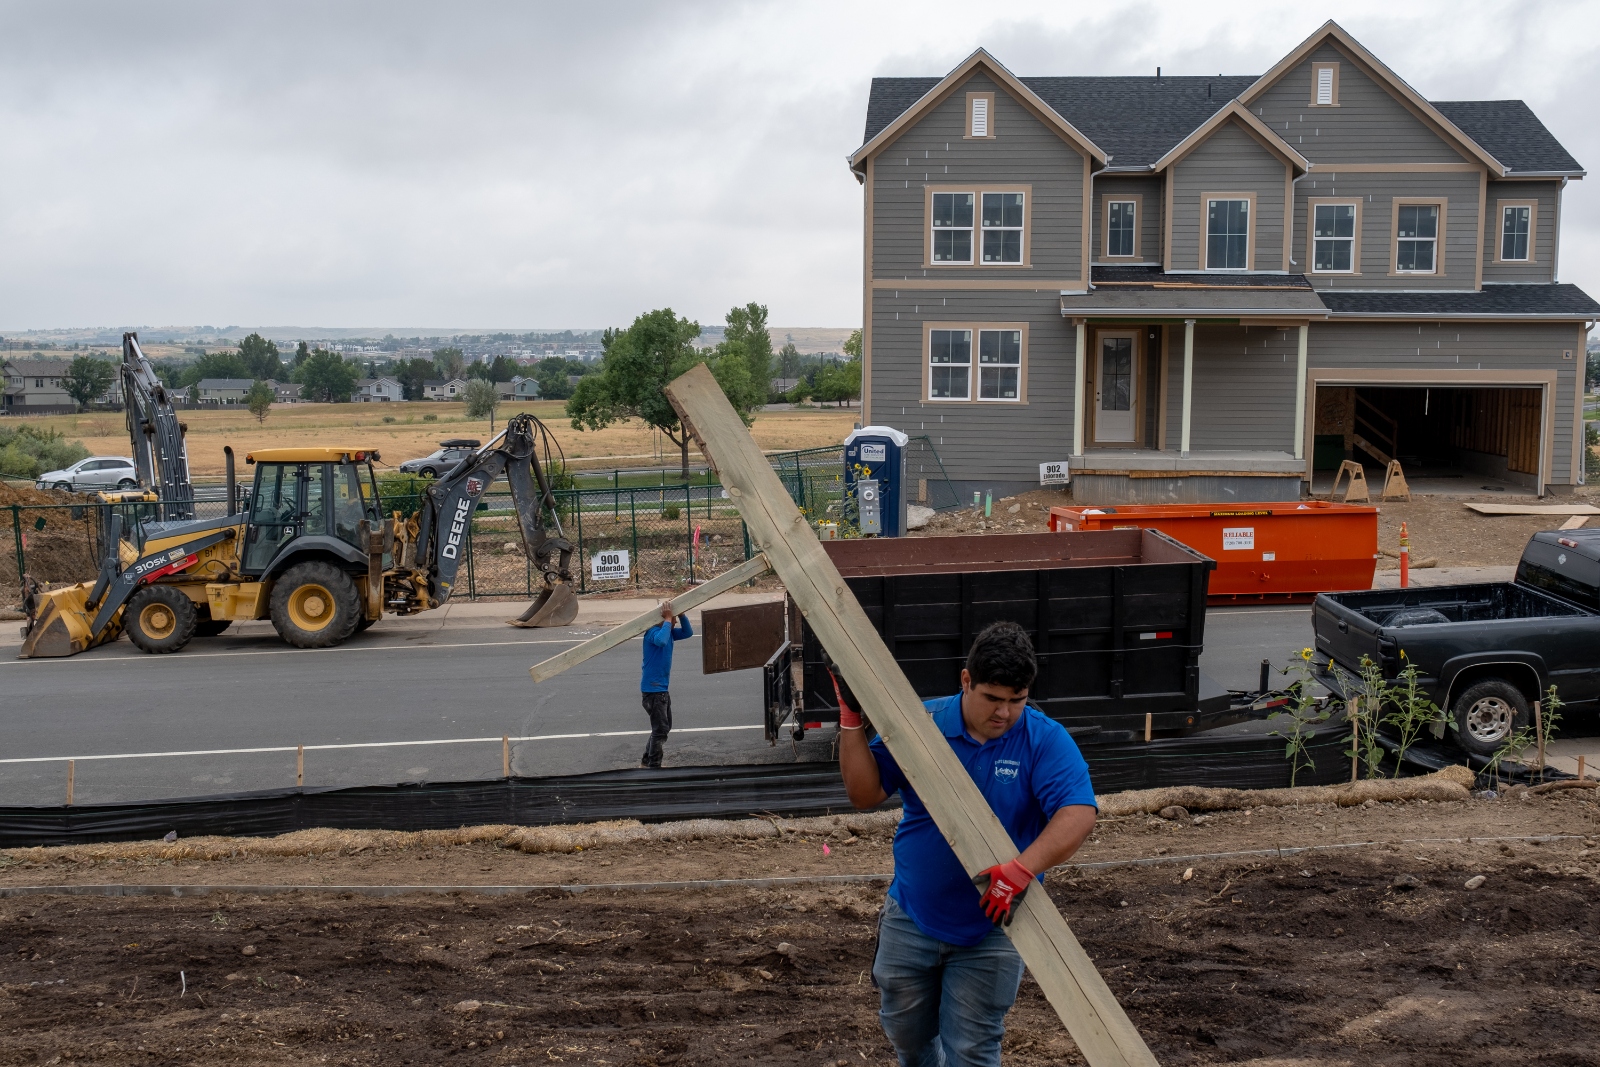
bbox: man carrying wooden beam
[836,621,1099,1067]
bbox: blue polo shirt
[640,616,692,692]
[869,694,1097,946]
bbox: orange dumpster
[1048,500,1378,603]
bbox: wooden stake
[1532,700,1544,772]
[663,364,1157,1067]
[1578,755,1587,782]
[65,759,74,807]
[529,553,770,682]
[503,736,511,778]
[1351,697,1360,783]
[296,744,304,787]
[1143,713,1152,742]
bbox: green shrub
[422,413,438,422]
[0,425,90,479]
[661,503,681,521]
[382,415,396,424]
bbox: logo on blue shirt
[993,759,1020,782]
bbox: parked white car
[35,456,139,492]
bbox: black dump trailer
[701,529,1236,743]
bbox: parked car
[35,456,139,492]
[398,439,482,477]
[1312,530,1600,757]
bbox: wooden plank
[527,554,770,683]
[1465,503,1600,516]
[1559,516,1588,531]
[663,363,1158,1067]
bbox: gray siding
[1307,321,1580,484]
[1168,121,1287,271]
[869,288,1075,481]
[870,72,1086,281]
[1295,170,1483,289]
[1091,175,1163,262]
[1253,43,1470,164]
[1163,325,1298,451]
[1481,180,1560,284]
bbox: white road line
[0,724,764,765]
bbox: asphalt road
[0,605,1317,807]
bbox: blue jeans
[872,895,1026,1067]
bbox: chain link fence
[3,436,958,602]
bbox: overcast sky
[2,0,1597,332]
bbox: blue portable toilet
[843,426,909,536]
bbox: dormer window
[1499,202,1535,262]
[1205,196,1251,270]
[1311,61,1339,106]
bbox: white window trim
[928,189,975,265]
[1202,192,1256,271]
[975,328,1025,403]
[924,185,1032,268]
[1308,198,1362,275]
[1103,196,1140,259]
[1390,198,1447,276]
[923,322,1029,404]
[1495,200,1537,264]
[979,192,1026,265]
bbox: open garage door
[1314,385,1544,492]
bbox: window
[1500,204,1532,262]
[977,330,1021,400]
[1311,61,1339,106]
[1206,198,1250,269]
[981,192,1024,263]
[966,92,994,138]
[1312,203,1357,272]
[928,329,971,399]
[1395,203,1439,273]
[931,192,974,263]
[1106,199,1137,258]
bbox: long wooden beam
[664,364,1158,1067]
[528,553,770,683]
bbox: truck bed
[1318,582,1589,628]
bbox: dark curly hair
[964,621,1037,692]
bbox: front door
[1094,331,1138,444]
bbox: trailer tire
[1452,678,1530,758]
[271,562,362,648]
[125,585,199,654]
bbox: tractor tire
[195,612,232,637]
[125,585,199,654]
[1452,678,1530,758]
[270,562,362,649]
[354,614,378,633]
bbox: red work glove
[828,668,863,730]
[973,857,1035,926]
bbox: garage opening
[1313,385,1543,491]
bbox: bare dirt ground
[2,791,1597,1065]
[912,487,1600,571]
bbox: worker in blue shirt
[835,620,1097,1067]
[639,600,692,769]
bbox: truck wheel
[125,585,199,654]
[270,562,361,648]
[1452,679,1530,757]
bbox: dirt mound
[0,482,99,585]
[0,482,77,507]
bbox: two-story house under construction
[850,21,1599,502]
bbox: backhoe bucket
[18,583,118,659]
[508,582,578,628]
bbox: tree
[293,341,311,368]
[432,346,465,382]
[718,302,772,412]
[814,358,862,407]
[775,341,803,379]
[843,329,862,361]
[533,358,574,400]
[567,309,710,477]
[180,350,249,387]
[465,359,494,381]
[296,347,357,403]
[485,355,519,383]
[62,356,115,411]
[238,333,283,380]
[245,380,275,424]
[463,378,500,433]
[397,357,434,401]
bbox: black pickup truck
[1312,529,1600,757]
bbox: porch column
[1072,319,1086,456]
[1293,323,1309,461]
[1180,319,1195,457]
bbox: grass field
[10,401,858,476]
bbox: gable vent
[971,97,989,137]
[1316,67,1334,106]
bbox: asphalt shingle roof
[862,77,1582,174]
[1432,101,1584,175]
[1319,284,1600,317]
[1092,265,1314,289]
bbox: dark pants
[641,691,672,767]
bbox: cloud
[0,0,1595,330]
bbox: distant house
[269,380,303,403]
[354,376,403,402]
[1,358,75,414]
[194,378,254,405]
[505,376,540,400]
[424,378,469,401]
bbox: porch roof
[1060,285,1328,321]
